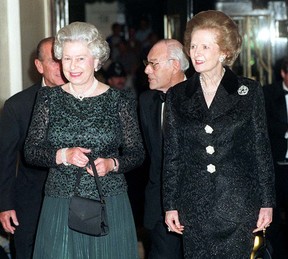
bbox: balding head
[144,39,189,92]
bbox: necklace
[199,76,217,95]
[201,88,217,95]
[69,79,98,101]
[199,68,225,96]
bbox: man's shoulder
[6,83,41,104]
[168,79,189,96]
[262,81,284,99]
[263,81,282,89]
[139,89,159,102]
[3,83,42,114]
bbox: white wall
[0,0,22,106]
[20,0,52,90]
[0,0,52,107]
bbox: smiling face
[189,29,225,75]
[61,41,98,88]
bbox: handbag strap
[74,155,105,203]
[87,155,105,202]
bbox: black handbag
[250,229,273,259]
[68,156,109,236]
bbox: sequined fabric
[163,67,275,258]
[24,86,144,200]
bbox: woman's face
[189,29,224,74]
[62,41,98,87]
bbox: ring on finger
[167,226,171,232]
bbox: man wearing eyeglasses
[139,39,189,259]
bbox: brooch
[238,85,249,95]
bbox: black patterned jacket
[163,67,275,226]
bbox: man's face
[144,42,174,92]
[35,41,66,87]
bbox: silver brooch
[238,85,249,95]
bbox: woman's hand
[86,158,117,177]
[165,210,184,235]
[56,147,90,167]
[253,207,273,233]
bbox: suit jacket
[163,68,275,226]
[139,90,164,229]
[0,82,48,213]
[263,81,288,162]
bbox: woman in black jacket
[163,10,275,259]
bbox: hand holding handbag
[250,229,273,259]
[68,155,109,236]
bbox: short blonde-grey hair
[54,22,110,70]
[184,10,242,67]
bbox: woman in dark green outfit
[25,22,145,259]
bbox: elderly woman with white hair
[25,22,144,259]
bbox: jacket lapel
[183,68,241,122]
[206,68,241,120]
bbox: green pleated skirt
[32,193,139,259]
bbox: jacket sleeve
[0,101,20,211]
[162,88,182,211]
[253,84,276,207]
[116,92,145,174]
[24,88,58,168]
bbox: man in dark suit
[0,37,66,259]
[263,57,288,258]
[139,39,189,259]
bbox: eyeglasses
[143,59,174,70]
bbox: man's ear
[172,59,181,74]
[34,59,44,74]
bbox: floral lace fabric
[24,86,144,199]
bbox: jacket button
[206,146,215,155]
[205,125,213,134]
[207,164,216,173]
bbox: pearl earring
[219,56,224,63]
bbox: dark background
[69,0,216,42]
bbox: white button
[205,125,213,134]
[206,146,215,155]
[207,164,216,173]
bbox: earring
[219,56,224,63]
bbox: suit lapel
[148,91,163,146]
